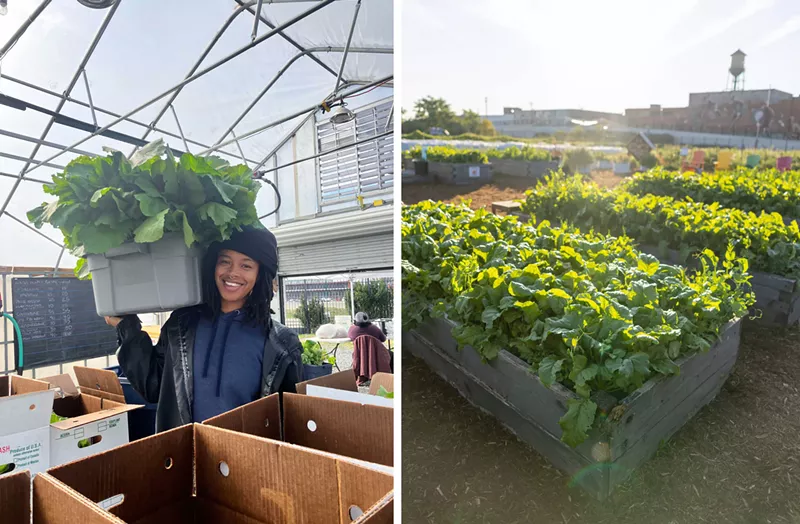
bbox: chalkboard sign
[11,277,118,370]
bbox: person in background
[348,311,387,342]
[105,227,303,432]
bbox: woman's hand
[105,316,123,328]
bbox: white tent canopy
[0,0,394,268]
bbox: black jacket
[115,306,303,432]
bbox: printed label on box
[0,427,50,476]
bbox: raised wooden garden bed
[429,162,492,185]
[491,159,559,179]
[638,244,800,327]
[406,316,742,500]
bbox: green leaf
[559,398,597,447]
[175,210,196,247]
[481,307,502,329]
[130,138,167,167]
[135,194,169,217]
[197,202,238,228]
[133,209,169,243]
[77,224,129,254]
[134,176,162,197]
[538,357,564,387]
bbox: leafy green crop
[485,146,552,162]
[402,201,754,447]
[523,174,800,279]
[425,146,488,164]
[301,340,336,366]
[28,140,263,278]
[376,385,394,399]
[626,167,800,219]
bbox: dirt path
[401,171,624,211]
[402,322,800,523]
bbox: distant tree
[478,119,497,136]
[414,96,456,124]
[460,110,483,133]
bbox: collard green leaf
[135,194,169,217]
[559,398,597,448]
[198,202,238,227]
[133,209,169,243]
[538,356,563,387]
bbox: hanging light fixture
[330,103,355,125]
[76,0,115,8]
[0,0,8,16]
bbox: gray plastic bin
[87,233,203,316]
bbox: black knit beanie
[207,226,278,279]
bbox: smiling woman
[103,226,304,431]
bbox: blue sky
[402,0,800,115]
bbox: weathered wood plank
[405,330,611,499]
[415,318,586,457]
[607,320,741,459]
[608,355,736,490]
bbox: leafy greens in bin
[27,139,263,278]
[402,201,754,447]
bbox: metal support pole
[0,0,52,59]
[230,131,249,166]
[251,0,265,41]
[213,47,390,146]
[3,212,65,249]
[169,105,190,153]
[53,247,66,275]
[0,1,122,217]
[0,151,65,170]
[0,171,49,185]
[332,0,362,97]
[234,0,339,79]
[255,128,392,203]
[21,0,338,176]
[250,79,369,173]
[132,1,257,153]
[0,73,261,164]
[349,274,356,320]
[0,128,97,158]
[81,70,98,126]
[385,101,394,132]
[203,76,392,158]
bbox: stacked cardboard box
[0,469,30,524]
[204,373,394,475]
[41,367,142,468]
[0,375,55,476]
[34,424,393,523]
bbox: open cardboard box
[0,469,31,523]
[296,371,394,409]
[0,375,54,477]
[41,367,142,467]
[204,391,393,475]
[34,423,393,523]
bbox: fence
[281,272,394,336]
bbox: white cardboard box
[42,367,142,468]
[0,375,55,477]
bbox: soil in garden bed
[401,172,625,211]
[402,322,800,524]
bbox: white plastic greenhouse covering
[0,0,394,268]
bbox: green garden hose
[1,312,22,369]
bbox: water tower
[728,49,746,91]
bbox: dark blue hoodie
[191,309,266,422]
